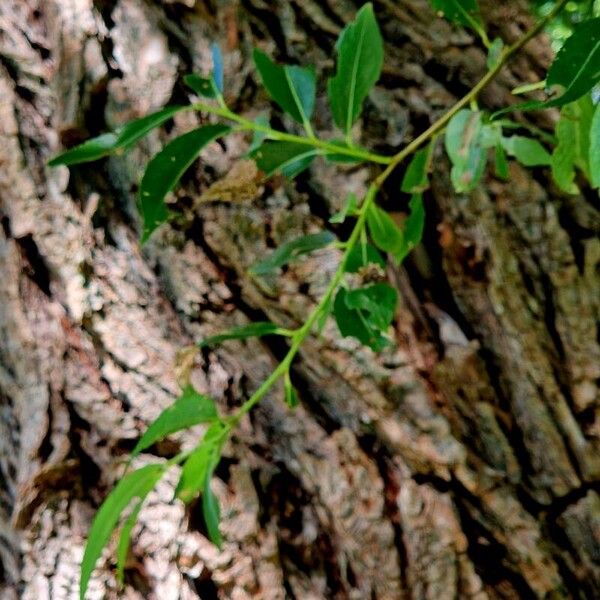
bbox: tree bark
[1,0,598,598]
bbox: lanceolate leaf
[366,203,405,258]
[494,18,600,116]
[116,501,143,586]
[250,231,335,275]
[139,124,230,243]
[251,140,317,178]
[184,74,219,98]
[401,194,425,259]
[197,322,286,348]
[494,143,509,180]
[48,106,185,166]
[430,0,483,29]
[80,464,165,600]
[132,385,218,458]
[401,143,433,193]
[175,422,225,504]
[500,136,551,166]
[590,102,600,188]
[445,109,486,192]
[327,3,383,135]
[203,462,223,547]
[253,49,316,126]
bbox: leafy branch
[47,1,600,598]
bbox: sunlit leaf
[250,231,335,275]
[590,101,600,188]
[327,3,383,135]
[500,136,551,166]
[48,106,184,166]
[139,124,230,243]
[80,464,165,600]
[132,385,218,458]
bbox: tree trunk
[1,0,598,598]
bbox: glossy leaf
[591,102,600,188]
[366,203,405,258]
[327,3,383,134]
[500,136,551,166]
[184,74,219,98]
[132,385,218,458]
[116,501,143,586]
[345,242,386,273]
[253,49,316,126]
[401,143,433,193]
[494,18,600,116]
[250,231,335,275]
[80,464,165,600]
[175,422,225,504]
[329,192,359,224]
[139,124,230,243]
[445,109,486,192]
[251,141,317,178]
[48,106,184,166]
[197,322,286,348]
[430,0,483,29]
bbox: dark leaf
[48,106,184,166]
[184,74,219,98]
[139,124,230,243]
[345,242,386,273]
[251,140,316,178]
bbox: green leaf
[401,194,425,257]
[324,140,367,164]
[430,0,483,29]
[345,242,386,273]
[401,143,433,193]
[366,203,405,258]
[175,422,225,504]
[251,140,317,178]
[590,102,600,188]
[48,106,184,166]
[344,283,398,331]
[250,231,335,275]
[211,43,224,93]
[500,136,551,166]
[184,74,219,98]
[132,385,218,458]
[116,501,143,586]
[494,18,600,116]
[139,124,230,243]
[80,464,165,600]
[445,109,487,192]
[333,285,395,351]
[197,322,286,348]
[494,143,509,179]
[551,97,595,193]
[253,49,316,126]
[284,372,299,408]
[203,463,223,547]
[327,3,383,135]
[486,37,504,69]
[329,192,359,224]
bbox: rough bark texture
[1,0,599,598]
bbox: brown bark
[1,0,598,598]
